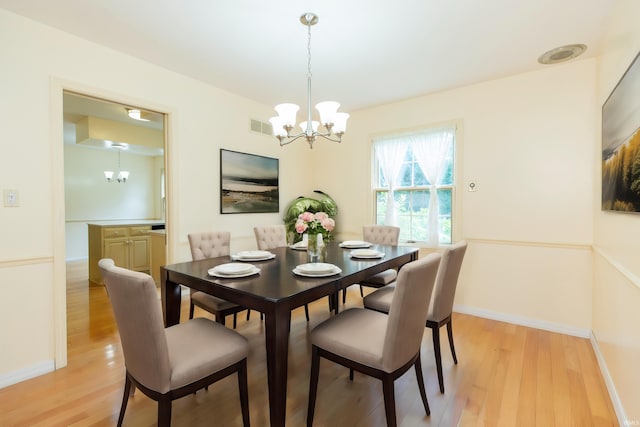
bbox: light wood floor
[0,261,617,426]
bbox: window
[373,126,455,245]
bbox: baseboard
[0,360,55,389]
[590,332,627,426]
[453,305,591,338]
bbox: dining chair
[363,240,468,393]
[98,258,250,427]
[307,253,441,427]
[343,225,401,304]
[253,225,310,321]
[187,231,249,328]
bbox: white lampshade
[332,112,350,134]
[269,116,287,138]
[274,103,300,127]
[104,171,114,181]
[315,101,340,126]
[300,121,319,134]
[118,171,130,182]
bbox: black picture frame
[602,50,640,213]
[220,149,279,214]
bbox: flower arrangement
[284,191,338,243]
[295,211,335,241]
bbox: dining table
[160,240,418,427]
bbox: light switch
[3,189,19,207]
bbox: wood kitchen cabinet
[88,222,160,286]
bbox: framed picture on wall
[220,149,279,214]
[601,50,640,213]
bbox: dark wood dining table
[160,241,418,427]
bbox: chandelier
[269,13,349,149]
[104,144,130,183]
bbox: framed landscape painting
[602,50,640,213]
[220,149,279,214]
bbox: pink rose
[300,211,315,222]
[321,217,335,231]
[295,219,308,233]
[314,212,329,221]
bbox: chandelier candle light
[104,143,130,183]
[269,13,349,149]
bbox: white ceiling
[1,0,615,113]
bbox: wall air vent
[250,119,274,137]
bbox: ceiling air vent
[250,119,273,137]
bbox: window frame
[371,122,460,247]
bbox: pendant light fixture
[104,143,130,183]
[269,13,349,149]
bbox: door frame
[51,78,173,368]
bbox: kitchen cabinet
[88,222,162,286]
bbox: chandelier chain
[306,21,312,80]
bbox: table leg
[161,270,181,327]
[264,305,291,427]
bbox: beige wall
[0,9,311,386]
[593,0,640,422]
[320,60,596,335]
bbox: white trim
[453,305,591,338]
[0,360,55,389]
[590,331,627,426]
[594,246,640,290]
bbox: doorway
[62,90,167,360]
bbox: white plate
[350,249,384,259]
[340,240,372,248]
[208,265,260,278]
[296,262,336,274]
[293,265,342,277]
[234,250,275,261]
[290,241,307,250]
[211,263,253,275]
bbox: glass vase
[307,233,321,263]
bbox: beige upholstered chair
[363,240,468,393]
[343,225,401,303]
[187,231,248,328]
[253,224,288,250]
[307,253,442,427]
[98,258,250,427]
[253,225,310,321]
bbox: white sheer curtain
[373,136,408,226]
[412,127,455,246]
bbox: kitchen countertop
[87,220,165,227]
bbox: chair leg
[157,395,172,427]
[342,288,347,304]
[238,359,250,427]
[117,375,132,427]
[246,309,251,321]
[447,319,458,364]
[189,302,195,319]
[349,368,354,381]
[431,326,445,393]
[359,285,364,297]
[233,313,237,329]
[414,354,431,416]
[216,315,225,326]
[381,375,397,427]
[304,304,310,322]
[307,346,320,427]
